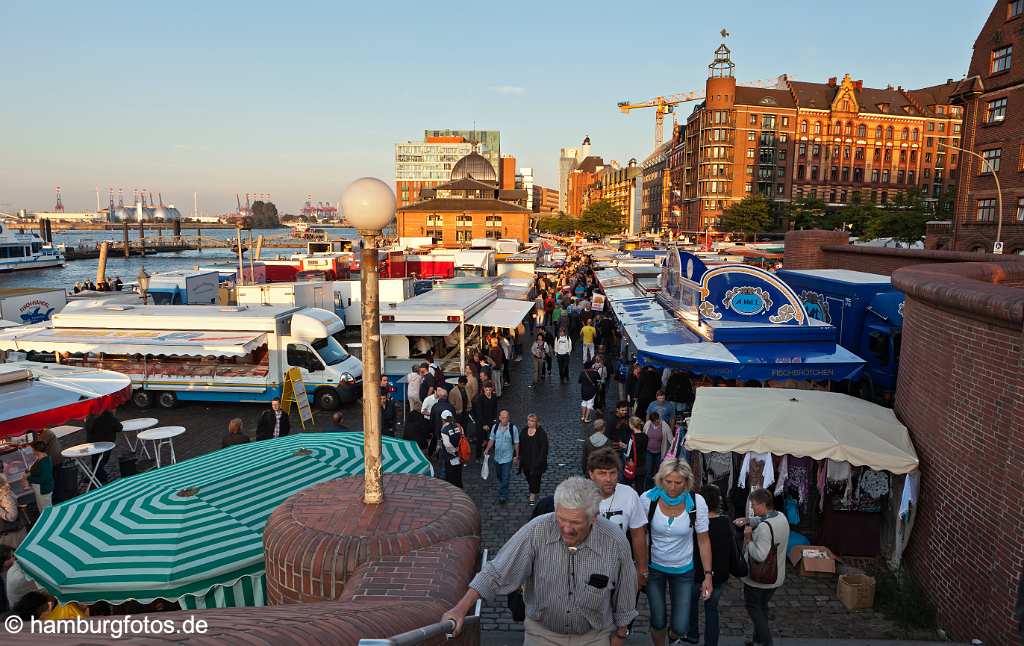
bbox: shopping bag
[481,455,490,480]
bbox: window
[426,214,443,226]
[812,144,821,157]
[745,183,753,193]
[992,45,1013,74]
[875,125,883,139]
[779,133,788,143]
[811,165,819,179]
[987,97,1008,123]
[882,169,891,183]
[814,121,822,134]
[1018,197,1024,221]
[884,149,892,162]
[897,170,905,184]
[857,124,867,137]
[747,148,755,158]
[855,147,865,161]
[798,164,806,178]
[908,170,916,184]
[982,148,1002,172]
[829,190,837,203]
[287,344,324,373]
[899,150,907,163]
[713,110,730,124]
[854,167,864,182]
[763,115,776,129]
[886,126,894,139]
[844,147,851,160]
[455,230,472,242]
[748,131,756,141]
[901,127,909,140]
[1012,0,1024,19]
[927,137,934,147]
[799,143,807,156]
[746,165,753,175]
[881,191,889,205]
[830,166,839,180]
[456,214,472,227]
[939,123,946,132]
[841,167,850,181]
[910,150,917,163]
[777,166,785,177]
[782,116,789,127]
[779,149,787,160]
[912,129,919,141]
[871,169,880,182]
[750,114,758,125]
[925,152,932,163]
[977,198,996,221]
[845,122,853,135]
[873,148,881,161]
[834,121,842,134]
[778,183,785,195]
[485,215,503,227]
[800,120,808,133]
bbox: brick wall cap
[892,260,1024,328]
[823,244,1024,264]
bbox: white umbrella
[685,387,919,473]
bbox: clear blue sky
[0,1,987,215]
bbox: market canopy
[0,327,267,358]
[626,319,865,382]
[380,322,458,337]
[16,432,432,609]
[466,298,534,329]
[685,387,919,473]
[0,362,130,437]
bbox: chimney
[947,78,954,84]
[854,80,863,91]
[827,77,837,87]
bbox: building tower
[581,135,591,160]
[700,39,737,223]
[54,186,64,213]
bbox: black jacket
[256,409,290,440]
[86,411,122,444]
[472,393,498,430]
[637,368,662,400]
[518,427,549,475]
[693,515,747,585]
[579,368,599,400]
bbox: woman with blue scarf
[643,459,713,645]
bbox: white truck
[146,270,220,305]
[0,288,67,324]
[333,278,414,327]
[0,301,363,410]
[237,282,336,316]
[453,249,497,277]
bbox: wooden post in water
[122,221,130,258]
[138,220,146,257]
[248,229,256,282]
[236,225,245,285]
[96,242,109,285]
[196,223,202,252]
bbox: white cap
[441,410,454,420]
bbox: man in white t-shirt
[587,446,649,589]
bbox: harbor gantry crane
[617,90,703,148]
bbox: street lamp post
[137,267,151,305]
[340,177,396,505]
[939,141,1003,253]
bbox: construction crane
[617,90,703,148]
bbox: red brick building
[931,0,1024,254]
[681,43,961,236]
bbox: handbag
[747,519,779,585]
[623,436,637,481]
[663,427,683,460]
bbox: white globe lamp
[341,177,395,232]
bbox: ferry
[0,222,65,272]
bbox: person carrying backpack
[439,410,466,489]
[642,458,713,646]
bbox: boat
[0,222,65,272]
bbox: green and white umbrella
[16,432,431,609]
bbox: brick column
[783,229,849,269]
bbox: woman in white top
[642,459,713,646]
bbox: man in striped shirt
[443,477,638,645]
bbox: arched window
[886,126,894,139]
[814,121,822,135]
[834,121,842,134]
[857,124,867,137]
[901,127,910,140]
[911,128,919,141]
[875,125,883,139]
[845,121,853,135]
[800,120,808,133]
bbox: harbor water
[0,227,357,290]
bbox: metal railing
[358,550,487,646]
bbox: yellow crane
[617,90,703,148]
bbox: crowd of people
[71,276,123,293]
[428,248,791,646]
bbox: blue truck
[776,269,904,403]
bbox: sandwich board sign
[281,367,314,430]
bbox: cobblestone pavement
[63,333,938,642]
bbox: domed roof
[450,152,496,182]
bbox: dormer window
[877,103,890,113]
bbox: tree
[823,195,878,237]
[536,215,575,235]
[249,201,281,228]
[786,197,828,230]
[577,200,624,237]
[863,189,932,246]
[721,195,772,240]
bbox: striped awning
[16,433,431,608]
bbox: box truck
[146,270,220,305]
[776,269,903,403]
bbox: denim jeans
[496,460,513,501]
[645,568,694,636]
[688,581,724,645]
[743,584,777,646]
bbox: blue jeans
[496,460,512,501]
[646,568,694,636]
[688,581,724,645]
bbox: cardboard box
[788,545,837,576]
[837,574,875,609]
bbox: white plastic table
[137,426,184,467]
[61,442,116,491]
[119,418,158,458]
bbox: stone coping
[892,260,1024,329]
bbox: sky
[0,1,988,215]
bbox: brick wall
[892,261,1024,645]
[783,228,1022,275]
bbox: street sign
[281,367,314,430]
[994,241,1004,255]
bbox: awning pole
[459,322,466,375]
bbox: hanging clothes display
[705,452,734,494]
[738,452,775,489]
[785,456,813,510]
[773,455,789,496]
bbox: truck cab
[280,310,361,409]
[856,291,903,402]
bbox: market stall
[685,386,920,566]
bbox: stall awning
[604,285,647,301]
[380,322,458,337]
[610,298,676,326]
[0,327,267,358]
[624,319,865,382]
[685,387,919,473]
[467,299,535,329]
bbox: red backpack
[457,428,472,463]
